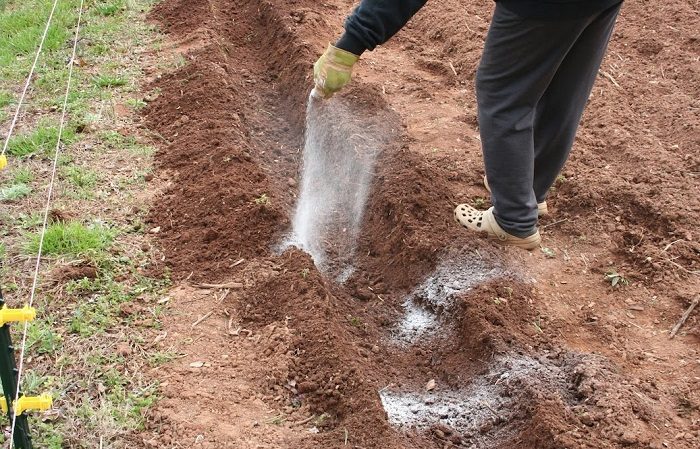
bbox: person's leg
[476,5,590,237]
[533,4,621,202]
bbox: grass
[96,1,125,17]
[7,123,77,157]
[0,183,31,201]
[93,74,128,88]
[0,0,84,80]
[63,165,99,188]
[12,166,34,183]
[24,221,114,256]
[27,317,63,355]
[1,0,165,446]
[0,89,13,107]
[17,211,44,229]
[100,130,155,155]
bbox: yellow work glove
[313,44,359,99]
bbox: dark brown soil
[50,263,98,283]
[138,1,699,448]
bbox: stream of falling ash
[285,93,383,280]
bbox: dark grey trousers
[476,3,621,237]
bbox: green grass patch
[0,89,13,107]
[12,166,34,183]
[125,97,147,110]
[93,74,128,88]
[63,165,99,188]
[96,1,125,17]
[100,130,154,155]
[17,212,43,229]
[27,318,63,355]
[0,183,31,201]
[24,221,114,256]
[0,0,83,80]
[7,123,77,157]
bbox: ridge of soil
[139,0,699,448]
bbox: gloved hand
[313,44,360,99]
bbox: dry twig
[195,281,243,289]
[669,296,699,338]
[191,311,214,328]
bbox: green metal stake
[0,287,33,449]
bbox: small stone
[620,431,638,446]
[432,428,445,439]
[150,226,161,234]
[425,379,436,391]
[479,421,493,434]
[354,287,373,301]
[287,177,297,187]
[202,229,219,243]
[371,345,380,354]
[435,424,452,435]
[580,412,595,426]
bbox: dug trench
[137,1,698,448]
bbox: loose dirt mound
[140,0,699,448]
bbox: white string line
[9,0,85,445]
[0,0,62,158]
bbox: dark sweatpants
[476,3,621,237]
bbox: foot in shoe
[453,204,541,250]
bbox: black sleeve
[336,0,429,55]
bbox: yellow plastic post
[0,154,7,170]
[0,306,36,327]
[14,394,52,416]
[0,397,7,414]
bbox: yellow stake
[14,394,53,416]
[0,306,36,327]
[0,154,7,170]
[0,394,53,416]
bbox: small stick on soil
[291,415,316,427]
[191,310,214,328]
[662,239,684,252]
[448,61,458,76]
[660,257,700,275]
[216,289,231,304]
[599,70,621,88]
[669,296,699,339]
[480,400,499,417]
[195,281,244,289]
[541,218,569,229]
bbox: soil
[50,263,98,283]
[138,0,699,448]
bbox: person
[313,0,623,250]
